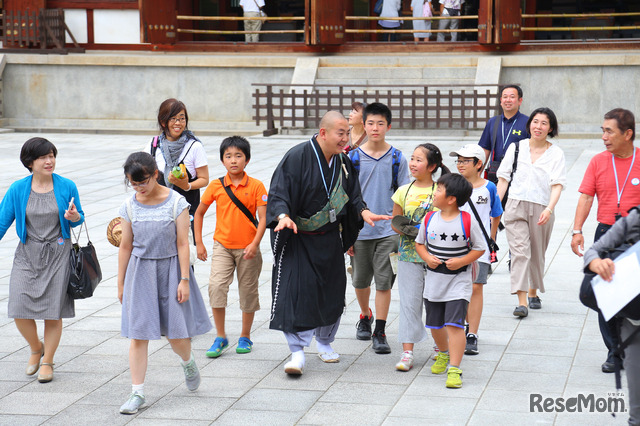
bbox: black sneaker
[372,331,391,354]
[465,333,479,355]
[356,313,373,341]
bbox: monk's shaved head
[316,111,349,159]
[320,111,347,132]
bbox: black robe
[267,137,365,333]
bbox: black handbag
[68,222,102,299]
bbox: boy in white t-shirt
[451,144,503,356]
[415,173,485,388]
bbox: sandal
[37,362,54,383]
[26,341,44,376]
[318,352,340,363]
[236,337,253,354]
[206,337,229,358]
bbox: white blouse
[496,139,566,206]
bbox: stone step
[316,66,476,81]
[313,78,477,86]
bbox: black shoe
[356,314,373,341]
[513,305,528,317]
[465,323,469,336]
[372,331,391,354]
[465,333,479,355]
[601,361,615,373]
[528,296,542,309]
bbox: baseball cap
[449,144,485,161]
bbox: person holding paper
[584,205,640,426]
[571,108,639,373]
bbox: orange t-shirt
[200,172,268,249]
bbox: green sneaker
[446,366,463,388]
[431,352,450,374]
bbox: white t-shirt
[496,139,566,206]
[441,0,464,10]
[153,139,208,178]
[239,0,264,13]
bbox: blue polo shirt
[478,111,530,163]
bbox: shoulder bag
[68,222,102,299]
[219,177,258,227]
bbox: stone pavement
[0,132,630,425]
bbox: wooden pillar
[523,0,536,40]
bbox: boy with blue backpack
[349,102,410,354]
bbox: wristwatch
[277,213,289,221]
[572,230,582,235]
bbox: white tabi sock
[291,350,305,367]
[316,342,335,354]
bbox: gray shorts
[474,262,490,285]
[351,234,399,291]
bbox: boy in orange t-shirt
[194,136,267,358]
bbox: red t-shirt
[200,172,268,249]
[578,147,640,225]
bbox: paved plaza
[0,131,631,425]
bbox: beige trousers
[244,11,262,43]
[504,199,554,294]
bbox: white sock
[316,342,334,353]
[180,352,194,367]
[132,383,144,396]
[291,350,305,366]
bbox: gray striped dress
[119,191,211,340]
[8,190,74,319]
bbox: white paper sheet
[592,249,640,321]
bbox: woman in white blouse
[496,107,566,318]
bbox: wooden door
[494,0,521,44]
[308,0,345,45]
[4,0,43,11]
[139,0,178,44]
[478,0,493,43]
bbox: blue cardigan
[0,174,85,244]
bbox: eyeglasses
[455,159,474,165]
[128,177,151,188]
[168,116,186,124]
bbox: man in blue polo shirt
[478,85,529,186]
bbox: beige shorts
[208,240,261,312]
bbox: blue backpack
[350,147,402,192]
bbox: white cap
[450,144,485,161]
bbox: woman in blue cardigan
[0,137,84,383]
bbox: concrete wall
[1,51,639,135]
[0,54,296,133]
[500,53,640,133]
[502,66,640,133]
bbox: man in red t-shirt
[571,108,639,373]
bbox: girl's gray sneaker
[120,391,145,414]
[182,356,201,391]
